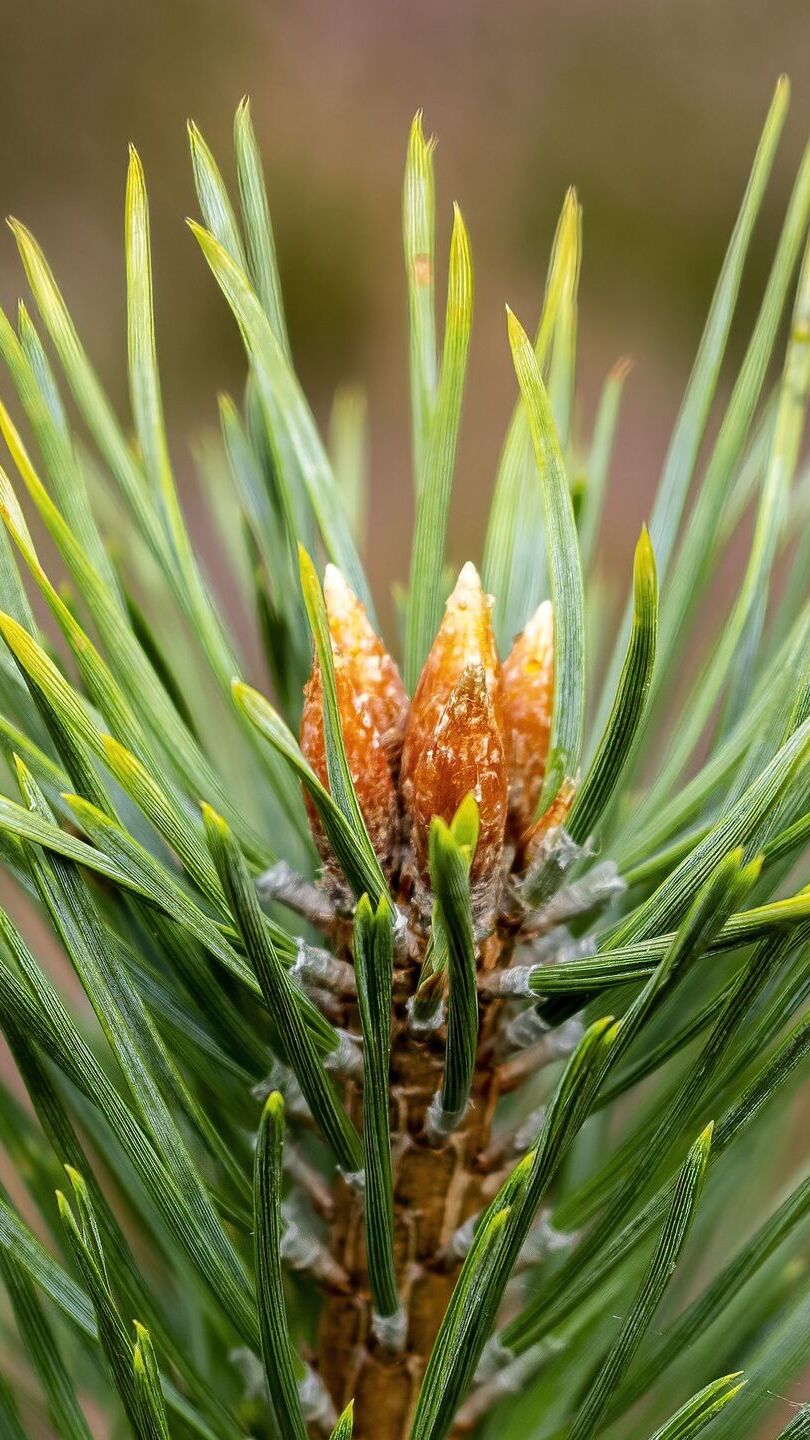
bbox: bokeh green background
[0,0,808,610]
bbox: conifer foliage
[0,77,808,1440]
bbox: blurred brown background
[1,0,809,613]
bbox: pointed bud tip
[448,560,485,611]
[323,562,354,610]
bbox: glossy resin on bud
[299,566,407,872]
[400,563,505,798]
[408,663,508,887]
[323,564,409,769]
[300,660,398,870]
[400,563,508,891]
[503,599,554,836]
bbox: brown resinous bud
[502,599,555,839]
[322,564,409,771]
[400,563,508,893]
[299,570,407,874]
[502,600,577,860]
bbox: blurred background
[1,0,809,620]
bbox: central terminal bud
[399,563,508,900]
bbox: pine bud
[401,562,506,799]
[323,564,409,769]
[400,563,508,889]
[407,663,508,888]
[299,660,398,871]
[299,567,405,873]
[502,600,554,836]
